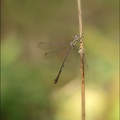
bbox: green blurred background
[1,0,119,120]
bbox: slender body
[54,46,72,84]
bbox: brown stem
[77,0,85,120]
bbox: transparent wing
[44,46,70,59]
[38,41,70,50]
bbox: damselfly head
[74,34,80,40]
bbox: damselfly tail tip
[54,78,58,84]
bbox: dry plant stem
[77,0,85,120]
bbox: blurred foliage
[1,0,119,120]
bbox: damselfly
[38,35,83,84]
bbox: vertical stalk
[77,0,85,120]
